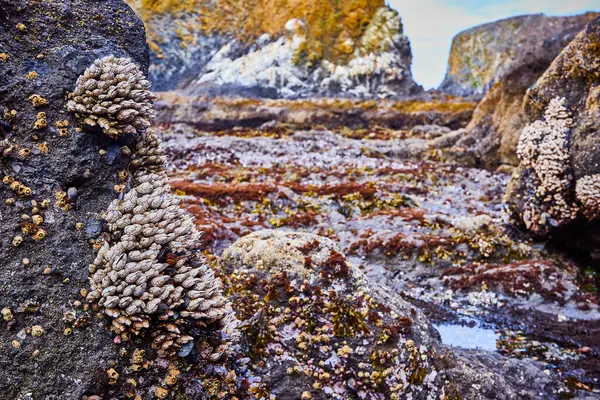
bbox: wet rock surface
[218,230,573,399]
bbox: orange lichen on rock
[129,0,387,65]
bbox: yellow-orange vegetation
[129,0,388,65]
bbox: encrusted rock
[219,230,567,399]
[440,13,598,97]
[575,174,600,220]
[511,97,577,232]
[125,0,422,98]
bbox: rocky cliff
[125,0,423,98]
[440,13,598,97]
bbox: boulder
[506,16,600,255]
[438,13,598,168]
[440,13,598,97]
[218,230,571,399]
[125,0,423,98]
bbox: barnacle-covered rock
[88,130,237,356]
[219,230,566,399]
[67,56,156,137]
[0,0,151,398]
[507,16,600,253]
[510,97,577,233]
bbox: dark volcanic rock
[440,13,598,97]
[506,16,600,255]
[0,0,149,398]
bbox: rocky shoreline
[1,0,599,399]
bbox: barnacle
[7,180,32,197]
[66,56,156,138]
[18,148,30,158]
[1,307,13,321]
[56,120,69,137]
[31,325,44,336]
[12,236,23,247]
[3,109,16,121]
[32,229,46,241]
[0,139,15,158]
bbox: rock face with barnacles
[218,230,569,399]
[0,1,243,399]
[0,0,153,397]
[438,13,598,168]
[506,16,600,255]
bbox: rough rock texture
[218,230,571,399]
[447,60,552,167]
[440,13,598,97]
[161,119,600,392]
[506,16,600,254]
[0,0,150,397]
[125,0,423,98]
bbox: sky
[387,0,599,89]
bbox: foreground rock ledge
[218,230,570,399]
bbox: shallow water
[434,323,499,352]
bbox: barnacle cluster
[66,56,156,137]
[29,94,47,107]
[575,174,600,220]
[33,112,47,130]
[516,97,578,231]
[73,57,235,357]
[3,176,32,197]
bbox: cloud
[387,0,599,89]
